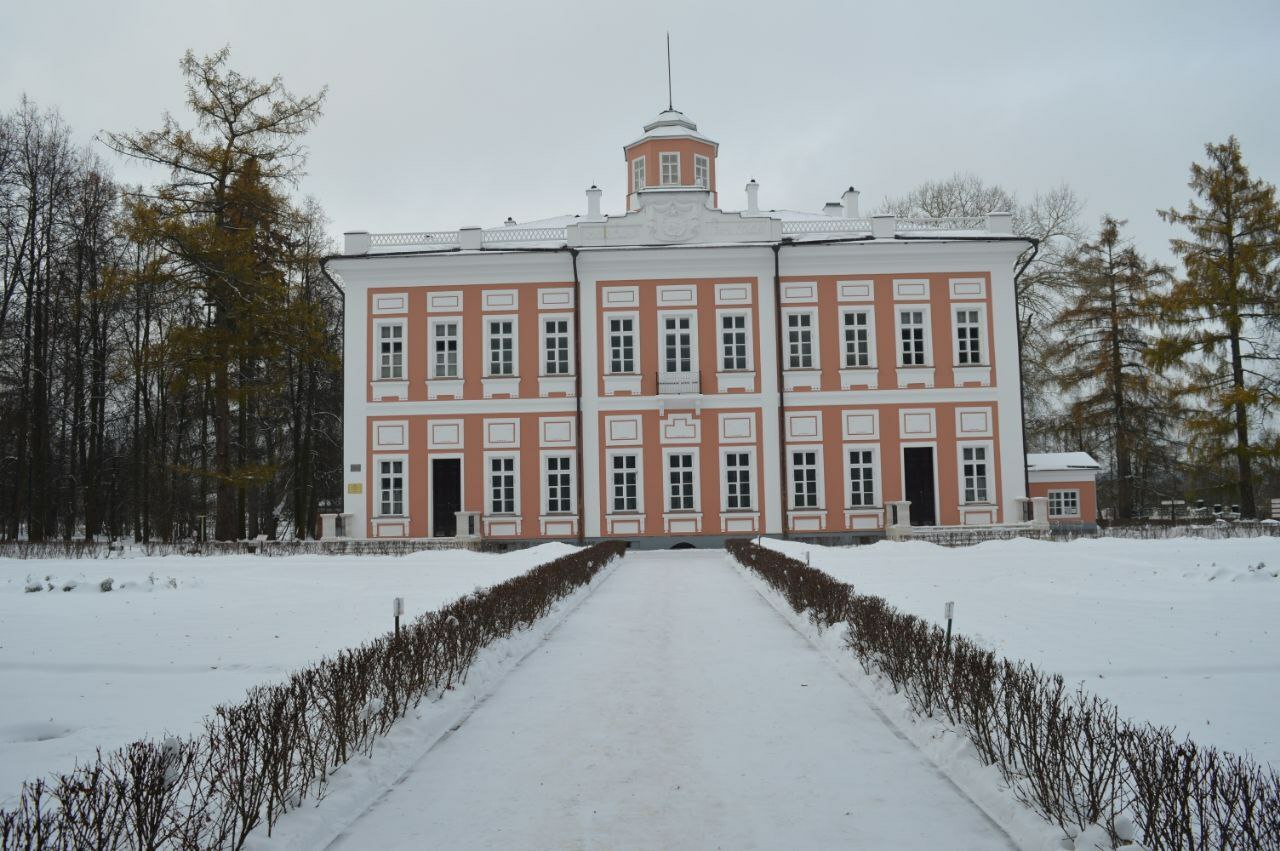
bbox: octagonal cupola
[624,108,719,210]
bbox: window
[667,452,695,511]
[378,459,404,516]
[1049,490,1080,517]
[378,324,403,379]
[724,452,753,510]
[955,307,983,365]
[848,449,876,507]
[611,454,639,513]
[489,456,516,514]
[694,154,709,188]
[432,320,459,378]
[786,312,815,369]
[488,319,515,376]
[842,310,872,368]
[545,456,573,514]
[720,313,748,371]
[961,446,989,503]
[608,316,636,373]
[632,157,646,191]
[791,450,819,509]
[663,314,694,373]
[899,309,927,366]
[660,152,680,185]
[543,317,571,376]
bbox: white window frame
[428,317,462,379]
[485,314,519,378]
[657,311,698,375]
[694,154,709,189]
[663,448,700,512]
[375,320,405,380]
[840,307,877,369]
[895,305,933,367]
[788,445,825,510]
[606,449,644,514]
[375,455,407,517]
[632,157,646,191]
[843,444,881,509]
[717,309,753,372]
[541,452,575,515]
[660,151,681,186]
[782,308,820,370]
[606,312,639,375]
[539,314,574,377]
[958,441,994,505]
[485,452,520,516]
[720,447,757,512]
[1048,489,1081,517]
[952,303,988,367]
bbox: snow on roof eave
[1026,452,1101,471]
[624,128,719,148]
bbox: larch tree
[103,48,326,540]
[1050,216,1173,519]
[1148,137,1280,518]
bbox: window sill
[839,367,878,390]
[719,511,759,534]
[782,369,822,391]
[716,370,756,393]
[604,373,643,396]
[662,512,702,535]
[895,366,935,389]
[538,375,576,397]
[953,365,992,387]
[843,508,883,531]
[369,380,409,401]
[481,376,520,399]
[426,378,464,400]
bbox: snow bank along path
[321,550,1016,850]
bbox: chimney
[842,186,860,218]
[824,201,843,218]
[586,185,603,221]
[745,179,759,215]
[503,217,517,226]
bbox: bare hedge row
[726,539,1280,850]
[0,540,627,850]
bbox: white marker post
[393,596,404,637]
[944,601,955,653]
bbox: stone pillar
[320,513,338,539]
[871,214,897,239]
[343,231,371,255]
[458,226,483,250]
[1031,496,1050,528]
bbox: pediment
[568,190,781,248]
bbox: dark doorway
[903,447,936,526]
[432,458,461,537]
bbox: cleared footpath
[326,550,1016,850]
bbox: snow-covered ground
[0,543,577,802]
[763,536,1280,768]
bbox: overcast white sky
[3,0,1278,261]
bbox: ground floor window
[848,449,876,507]
[667,453,695,511]
[791,450,819,509]
[1049,489,1080,516]
[724,451,752,510]
[378,459,404,516]
[961,446,989,503]
[489,456,516,514]
[545,455,573,513]
[611,454,639,512]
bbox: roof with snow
[1026,452,1101,472]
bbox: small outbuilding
[1026,453,1100,531]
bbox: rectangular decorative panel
[605,415,642,446]
[540,417,575,447]
[719,413,755,443]
[786,411,822,441]
[483,290,518,311]
[956,407,993,437]
[893,279,930,299]
[899,408,936,438]
[426,291,463,312]
[538,288,574,309]
[602,286,639,307]
[837,280,874,301]
[715,283,753,305]
[484,419,520,448]
[427,420,464,449]
[781,281,818,303]
[373,421,408,450]
[842,410,879,440]
[372,292,408,314]
[949,278,987,298]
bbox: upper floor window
[663,314,694,374]
[608,316,636,374]
[724,451,753,510]
[611,454,639,513]
[955,307,984,365]
[667,452,696,511]
[488,319,515,376]
[842,310,872,368]
[543,317,571,376]
[721,313,748,371]
[848,449,876,507]
[961,446,990,503]
[432,319,459,378]
[694,154,709,189]
[545,456,573,514]
[786,312,815,370]
[632,157,646,191]
[660,152,680,185]
[791,450,820,509]
[1049,489,1080,517]
[489,456,516,514]
[378,459,404,516]
[899,309,927,366]
[378,323,403,379]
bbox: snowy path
[325,550,1015,850]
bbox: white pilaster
[578,256,602,537]
[756,249,784,534]
[343,279,368,535]
[989,260,1029,522]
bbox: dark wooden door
[903,447,936,526]
[432,459,461,537]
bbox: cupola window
[632,157,645,192]
[660,152,680,186]
[694,154,709,189]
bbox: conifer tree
[1050,217,1173,519]
[103,49,326,539]
[1149,137,1280,518]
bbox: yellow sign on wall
[347,483,363,494]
